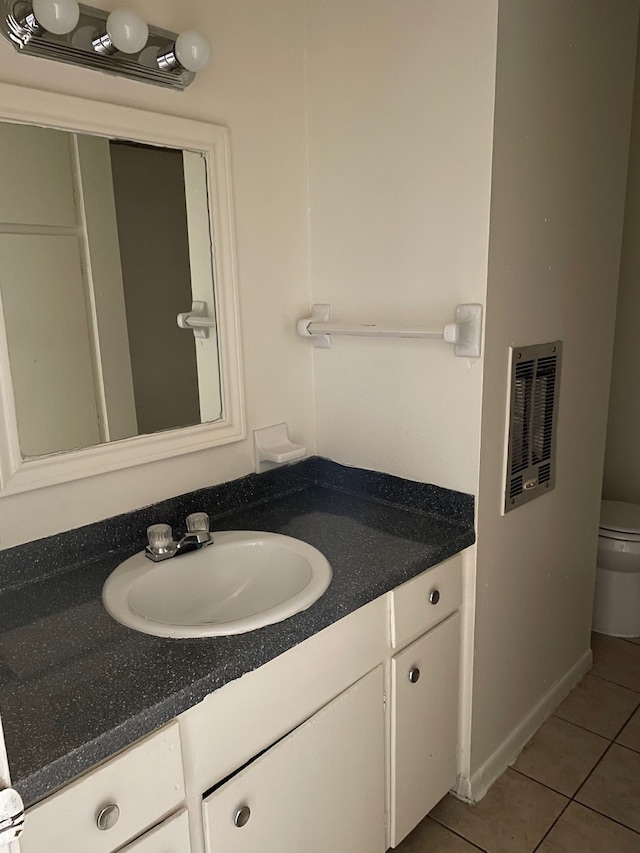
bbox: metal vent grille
[504,342,562,513]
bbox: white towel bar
[297,303,482,357]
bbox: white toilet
[593,500,640,637]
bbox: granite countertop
[0,458,474,807]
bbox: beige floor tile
[512,716,609,796]
[395,816,485,852]
[536,802,640,853]
[591,633,640,692]
[430,769,567,853]
[554,673,640,738]
[576,743,640,832]
[618,706,640,753]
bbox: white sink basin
[102,531,332,639]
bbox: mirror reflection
[0,122,222,460]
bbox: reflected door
[108,142,222,432]
[0,124,104,457]
[183,150,222,424]
[109,141,202,436]
[74,134,138,443]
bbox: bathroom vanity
[0,458,474,853]
[20,552,464,853]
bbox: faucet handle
[147,523,174,550]
[145,523,177,561]
[185,512,212,545]
[186,512,210,533]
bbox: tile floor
[396,633,640,852]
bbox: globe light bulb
[31,0,80,35]
[105,7,148,54]
[174,30,211,72]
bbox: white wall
[603,26,640,503]
[471,0,638,787]
[306,0,498,496]
[0,0,315,549]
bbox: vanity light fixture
[23,0,79,35]
[157,30,211,73]
[1,0,211,89]
[92,7,148,55]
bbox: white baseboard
[453,648,592,804]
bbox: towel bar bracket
[297,304,332,349]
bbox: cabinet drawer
[21,722,185,853]
[120,809,190,853]
[390,553,462,649]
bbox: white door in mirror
[102,532,332,639]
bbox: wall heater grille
[504,341,562,513]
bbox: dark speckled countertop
[0,457,474,807]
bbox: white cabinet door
[390,612,461,847]
[203,667,385,853]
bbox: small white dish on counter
[102,531,332,639]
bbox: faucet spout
[174,531,213,556]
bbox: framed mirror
[0,83,244,495]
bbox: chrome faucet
[145,513,213,562]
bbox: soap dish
[253,423,306,474]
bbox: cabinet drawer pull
[234,805,251,828]
[408,667,421,684]
[96,804,120,831]
[429,589,440,605]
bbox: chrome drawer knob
[234,805,251,828]
[96,804,120,831]
[408,667,421,684]
[429,589,440,605]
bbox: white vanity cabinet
[202,667,385,853]
[388,557,463,847]
[16,549,467,853]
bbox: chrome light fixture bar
[1,1,212,89]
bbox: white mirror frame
[0,82,245,495]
